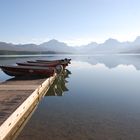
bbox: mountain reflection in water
[69,54,140,70]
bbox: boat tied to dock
[0,58,71,77]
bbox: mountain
[103,38,120,47]
[39,39,75,53]
[1,37,140,54]
[95,38,121,53]
[120,37,140,53]
[0,42,17,51]
[132,36,140,46]
[0,42,40,51]
[0,39,75,55]
[76,38,140,53]
[76,42,98,53]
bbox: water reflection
[1,54,140,70]
[15,55,140,140]
[71,54,140,70]
[0,71,11,83]
[0,55,54,65]
[46,69,71,96]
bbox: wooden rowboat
[27,61,63,64]
[27,60,69,66]
[0,65,60,77]
[27,58,71,64]
[36,58,71,64]
[17,62,67,69]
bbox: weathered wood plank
[0,73,57,140]
[0,85,39,90]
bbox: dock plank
[0,91,32,125]
[0,78,46,126]
[0,85,39,90]
[0,73,57,140]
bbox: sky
[0,0,140,46]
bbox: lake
[1,54,140,140]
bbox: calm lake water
[1,54,140,140]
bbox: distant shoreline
[0,50,72,56]
[1,53,140,58]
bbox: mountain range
[1,37,140,54]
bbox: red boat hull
[0,66,55,77]
[36,58,71,64]
[17,62,67,69]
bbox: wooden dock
[0,74,57,140]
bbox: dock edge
[0,73,57,140]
